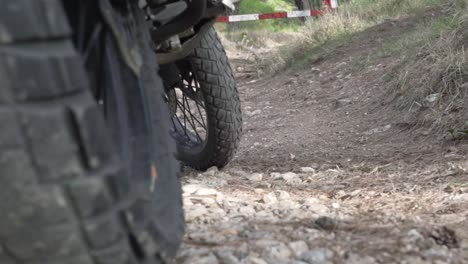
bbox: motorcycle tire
[163,27,242,171]
[0,1,183,264]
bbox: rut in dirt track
[176,14,468,264]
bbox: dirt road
[176,17,468,264]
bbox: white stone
[239,206,256,216]
[195,188,219,196]
[302,198,329,214]
[215,250,239,264]
[289,241,309,257]
[300,167,316,173]
[282,172,298,181]
[204,166,219,176]
[186,206,208,221]
[246,173,264,182]
[183,184,204,195]
[425,93,440,103]
[264,242,291,260]
[263,192,278,204]
[244,257,268,264]
[190,197,216,205]
[276,190,291,201]
[270,172,282,180]
[364,124,392,135]
[299,249,334,264]
[246,109,262,117]
[185,253,219,264]
[254,188,264,194]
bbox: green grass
[226,0,301,32]
[255,0,455,75]
[375,12,465,59]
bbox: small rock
[364,124,392,135]
[186,206,208,221]
[204,166,219,176]
[283,173,302,185]
[290,153,296,160]
[246,173,264,182]
[303,197,321,205]
[189,232,226,244]
[277,200,299,210]
[264,242,291,260]
[183,197,194,206]
[254,188,265,194]
[207,207,227,218]
[400,256,426,264]
[186,253,219,264]
[195,188,219,196]
[263,192,278,204]
[350,189,362,197]
[215,250,239,264]
[425,93,440,103]
[230,170,249,178]
[332,202,340,209]
[309,163,320,169]
[178,248,212,262]
[246,109,262,117]
[183,184,204,195]
[335,98,352,108]
[244,257,268,264]
[423,247,451,259]
[238,206,256,216]
[315,216,337,231]
[289,241,309,257]
[302,198,329,214]
[299,249,334,264]
[282,172,298,180]
[406,229,424,243]
[276,190,291,201]
[190,197,216,205]
[300,167,316,173]
[270,172,283,180]
[235,242,250,259]
[346,254,376,264]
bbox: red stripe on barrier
[311,9,325,16]
[259,12,288,20]
[217,16,229,23]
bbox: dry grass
[252,0,446,75]
[386,2,468,134]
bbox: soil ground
[176,13,468,264]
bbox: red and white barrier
[217,0,338,23]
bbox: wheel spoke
[182,92,203,143]
[176,95,207,131]
[167,61,210,147]
[175,97,203,143]
[181,91,188,136]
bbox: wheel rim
[168,62,209,153]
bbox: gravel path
[177,164,468,263]
[176,12,468,264]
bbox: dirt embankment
[177,11,468,264]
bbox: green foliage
[239,0,294,14]
[255,0,457,74]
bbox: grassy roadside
[383,1,468,134]
[256,0,453,74]
[222,0,468,135]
